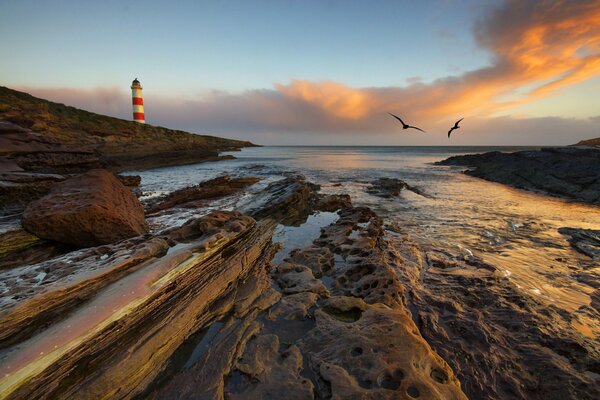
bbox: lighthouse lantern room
[131,78,145,123]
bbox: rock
[300,296,466,400]
[388,228,600,400]
[116,174,141,187]
[367,177,410,198]
[240,174,320,225]
[22,169,148,247]
[3,211,279,399]
[315,193,352,211]
[229,334,315,400]
[558,227,600,260]
[146,175,260,214]
[437,147,600,205]
[273,262,330,297]
[367,177,428,199]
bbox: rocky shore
[0,172,468,400]
[437,146,600,205]
[0,86,256,216]
[0,166,598,399]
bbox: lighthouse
[131,78,145,123]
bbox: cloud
[14,0,600,145]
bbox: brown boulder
[22,169,148,247]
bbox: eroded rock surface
[387,228,600,400]
[21,169,148,247]
[223,206,466,400]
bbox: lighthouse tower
[131,78,145,123]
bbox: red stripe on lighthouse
[132,97,144,105]
[133,112,145,120]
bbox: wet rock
[367,177,410,198]
[316,208,405,308]
[273,262,330,297]
[315,193,352,212]
[366,178,429,199]
[22,169,148,247]
[286,245,334,278]
[146,175,260,214]
[228,334,315,400]
[240,174,320,225]
[437,147,600,205]
[266,292,318,321]
[116,174,141,187]
[300,296,466,399]
[230,202,466,400]
[0,228,69,270]
[388,230,600,400]
[558,227,600,260]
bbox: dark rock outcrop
[367,177,429,199]
[558,227,600,260]
[315,193,353,211]
[437,147,600,205]
[116,174,141,187]
[22,169,148,247]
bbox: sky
[1,0,599,145]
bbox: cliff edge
[0,86,256,172]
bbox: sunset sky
[1,0,599,145]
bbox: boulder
[22,169,148,247]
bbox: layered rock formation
[437,147,600,205]
[3,168,597,399]
[0,176,467,400]
[21,169,148,247]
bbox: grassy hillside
[575,137,600,146]
[0,86,255,169]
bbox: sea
[128,146,600,326]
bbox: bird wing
[409,126,426,133]
[448,127,455,137]
[388,113,405,125]
[454,117,464,127]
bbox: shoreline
[437,146,600,206]
[0,169,598,399]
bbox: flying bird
[388,113,425,132]
[447,118,464,138]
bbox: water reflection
[132,146,600,317]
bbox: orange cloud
[271,0,600,123]
[274,80,373,119]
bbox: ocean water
[129,146,600,318]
